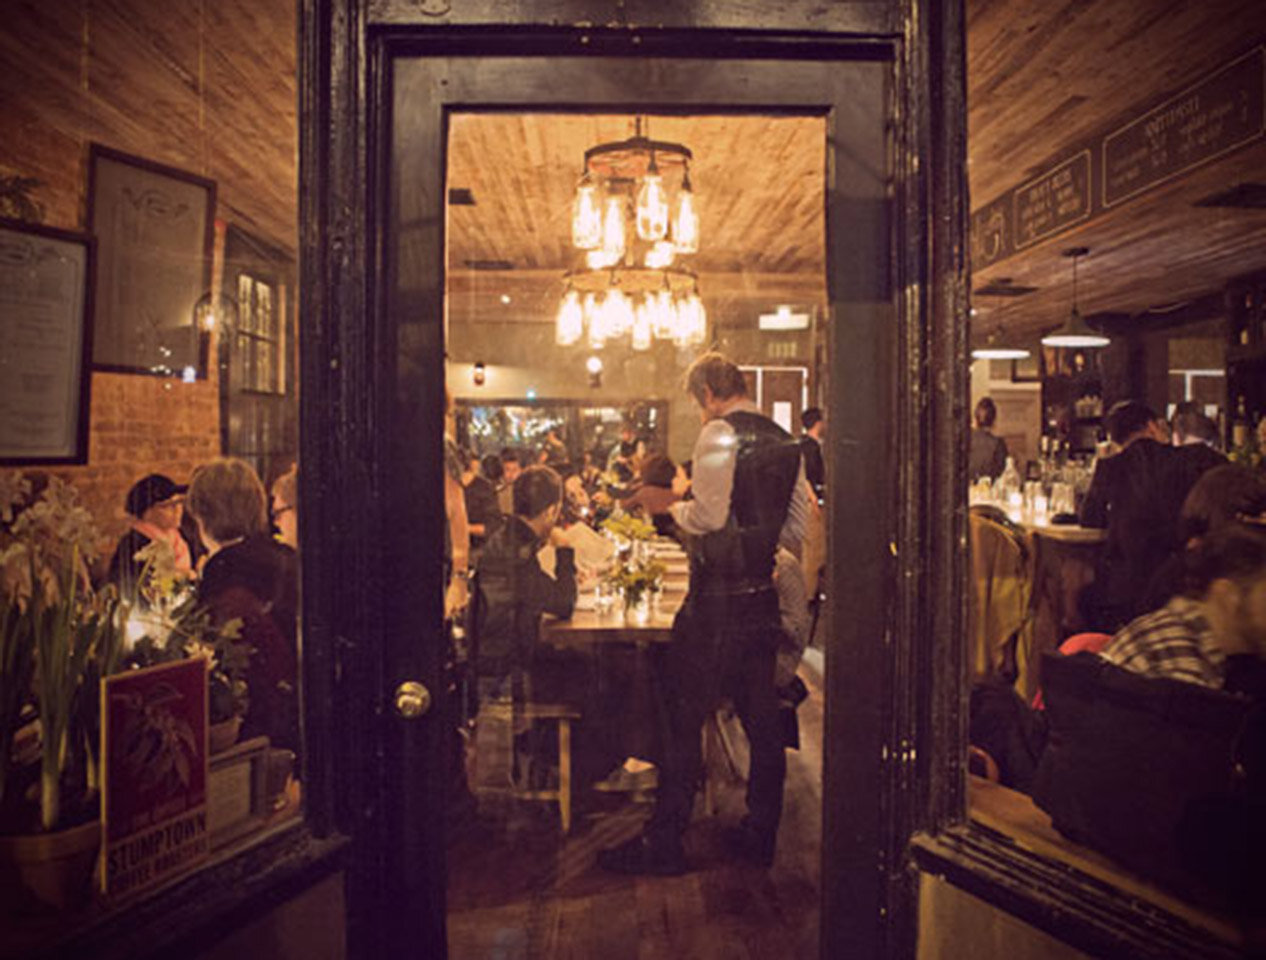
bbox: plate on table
[573,591,597,611]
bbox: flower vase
[624,591,651,624]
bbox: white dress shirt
[670,399,809,553]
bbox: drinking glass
[595,580,617,614]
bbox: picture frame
[0,217,95,465]
[87,144,216,377]
[1010,350,1041,382]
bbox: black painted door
[369,32,894,956]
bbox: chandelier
[556,119,706,350]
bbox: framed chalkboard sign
[88,144,216,377]
[0,218,95,464]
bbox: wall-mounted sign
[1104,47,1265,208]
[970,192,1013,272]
[970,45,1265,272]
[102,658,209,900]
[1015,150,1092,249]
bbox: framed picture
[0,218,95,465]
[1010,351,1041,382]
[88,144,216,376]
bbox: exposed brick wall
[43,371,220,554]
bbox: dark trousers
[649,588,786,843]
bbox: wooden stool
[514,702,580,833]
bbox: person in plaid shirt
[1101,523,1266,690]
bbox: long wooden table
[541,575,687,648]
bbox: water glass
[595,580,617,614]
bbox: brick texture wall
[43,370,221,553]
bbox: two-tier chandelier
[556,119,706,350]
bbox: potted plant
[0,474,125,911]
[123,539,250,753]
[604,557,666,623]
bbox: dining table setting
[542,534,690,648]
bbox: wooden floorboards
[447,670,824,959]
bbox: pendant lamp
[1041,247,1109,349]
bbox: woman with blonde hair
[187,457,299,753]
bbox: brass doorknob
[394,681,432,719]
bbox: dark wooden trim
[27,824,348,960]
[365,0,898,35]
[910,829,1242,960]
[386,31,901,960]
[374,24,898,61]
[85,143,217,379]
[0,217,96,467]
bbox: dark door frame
[298,3,972,959]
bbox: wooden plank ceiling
[968,0,1266,342]
[445,114,827,329]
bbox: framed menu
[0,218,95,464]
[88,144,216,377]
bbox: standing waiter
[599,353,809,874]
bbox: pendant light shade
[1041,247,1109,349]
[1040,309,1110,349]
[972,324,1031,360]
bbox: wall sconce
[586,355,603,388]
[472,361,486,386]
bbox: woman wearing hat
[107,473,196,600]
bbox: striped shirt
[1100,595,1225,689]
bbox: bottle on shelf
[1232,395,1250,450]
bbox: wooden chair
[467,572,580,833]
[969,504,1035,695]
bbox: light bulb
[605,289,634,336]
[632,297,653,351]
[651,290,676,339]
[586,355,604,375]
[555,290,583,346]
[675,294,706,346]
[644,239,675,269]
[689,296,707,345]
[582,297,602,354]
[588,293,608,348]
[602,196,626,262]
[673,178,699,254]
[636,172,669,242]
[572,179,601,250]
